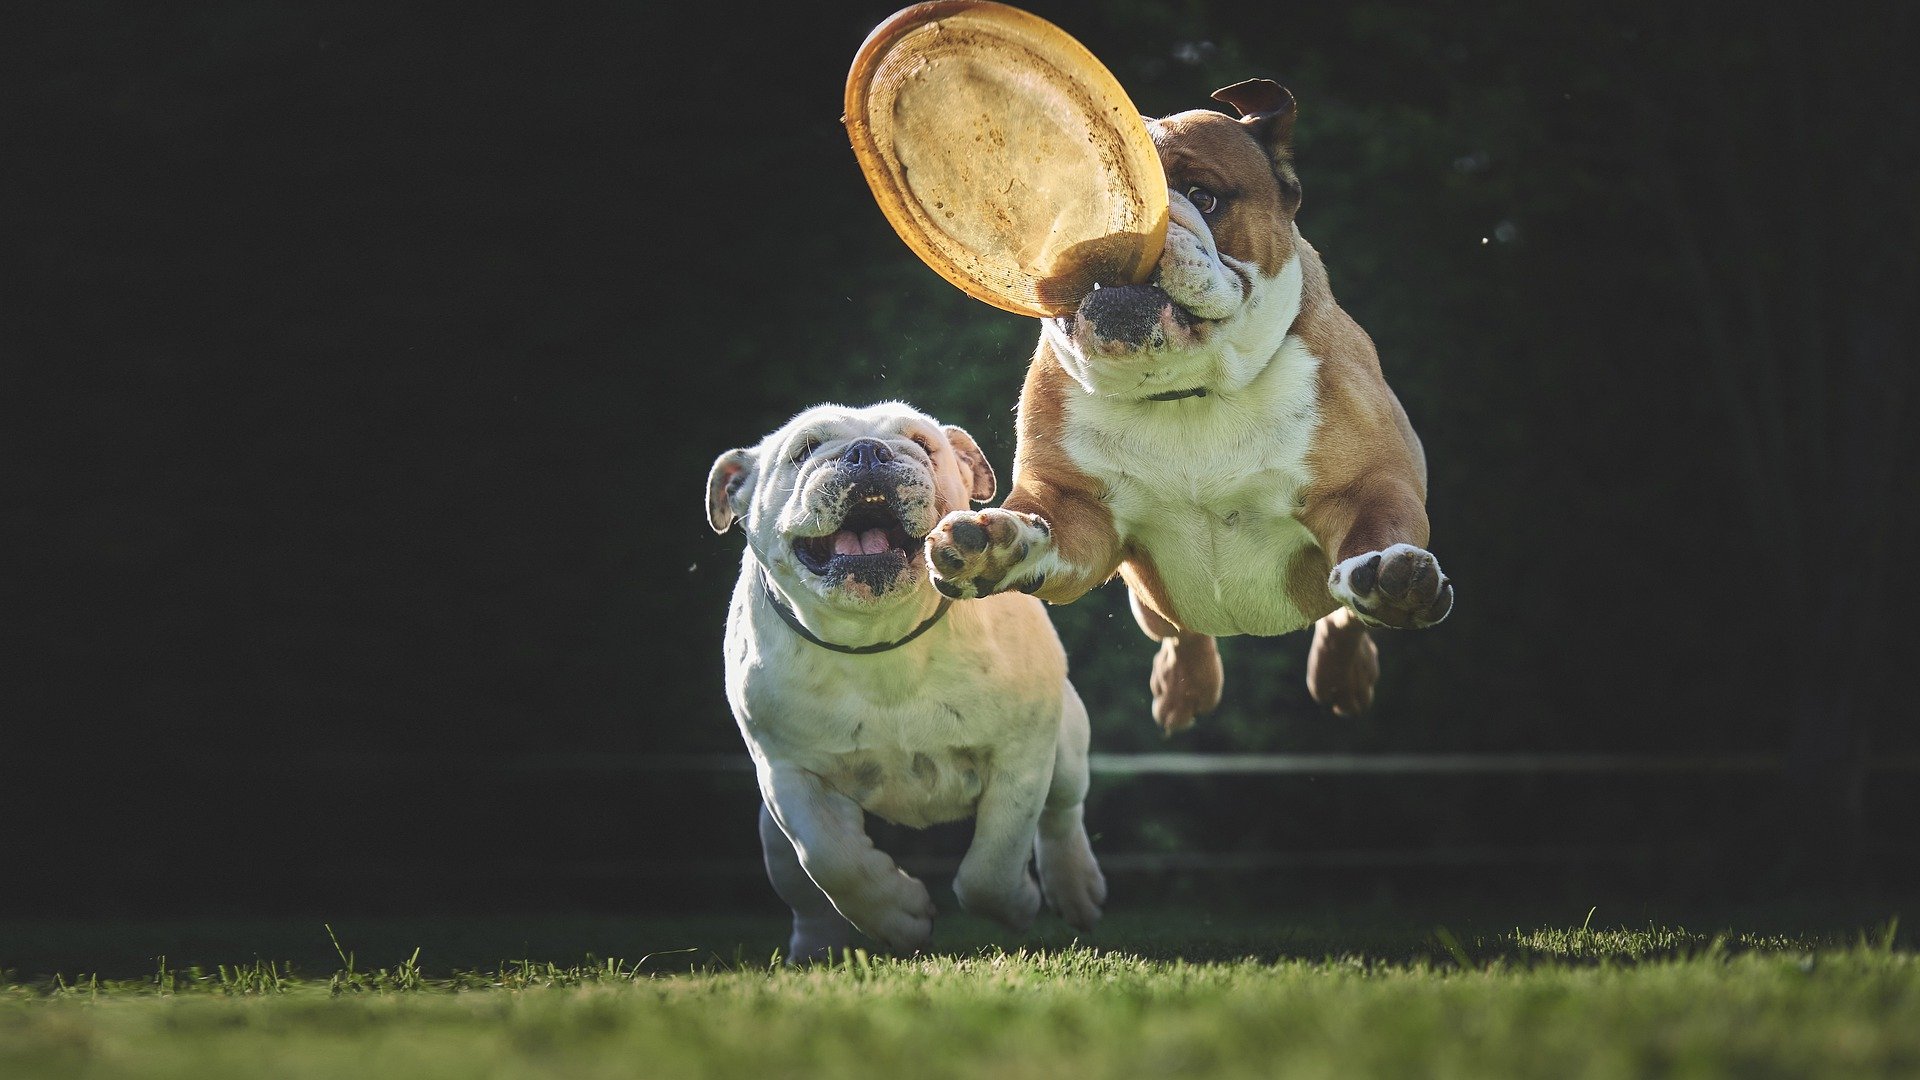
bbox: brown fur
[1289,237,1431,568]
[1009,109,1430,623]
[956,82,1440,723]
[1115,542,1180,628]
[1153,113,1294,277]
[999,351,1126,605]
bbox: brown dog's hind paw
[1149,633,1223,734]
[925,509,1050,600]
[1328,543,1453,629]
[1307,608,1380,715]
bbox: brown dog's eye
[1186,186,1219,215]
[909,434,935,456]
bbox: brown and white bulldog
[925,79,1451,729]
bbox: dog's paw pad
[925,509,1048,599]
[1328,543,1452,629]
[947,519,989,556]
[1346,552,1382,596]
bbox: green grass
[3,907,1916,1079]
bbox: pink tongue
[829,528,895,556]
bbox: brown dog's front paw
[924,509,1050,600]
[1327,543,1453,629]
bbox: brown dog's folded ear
[1210,79,1300,210]
[941,425,997,505]
[706,448,754,533]
[1211,79,1296,138]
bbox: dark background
[7,0,1916,921]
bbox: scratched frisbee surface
[845,1,1168,318]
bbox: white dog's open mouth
[791,490,918,582]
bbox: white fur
[1056,251,1325,637]
[1155,188,1247,320]
[718,404,1105,960]
[1040,211,1305,402]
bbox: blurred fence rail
[13,751,1916,916]
[312,751,1920,776]
[296,751,1919,889]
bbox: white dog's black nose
[840,438,894,469]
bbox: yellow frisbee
[844,1,1169,318]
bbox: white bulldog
[706,401,1106,960]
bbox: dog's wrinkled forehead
[1148,109,1296,277]
[759,402,943,466]
[1151,111,1284,203]
[709,400,993,538]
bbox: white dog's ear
[941,425,996,504]
[706,448,755,533]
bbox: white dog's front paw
[837,869,936,954]
[1327,543,1453,629]
[925,509,1051,600]
[952,864,1042,933]
[1036,833,1107,933]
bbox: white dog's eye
[789,436,820,463]
[1185,185,1219,215]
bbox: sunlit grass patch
[3,913,1916,1079]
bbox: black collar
[1145,386,1209,401]
[759,575,952,655]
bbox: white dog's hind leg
[758,802,853,963]
[1035,681,1106,932]
[763,765,936,954]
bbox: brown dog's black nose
[1079,283,1179,344]
[840,438,893,470]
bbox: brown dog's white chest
[1057,329,1331,637]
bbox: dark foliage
[6,0,1914,915]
